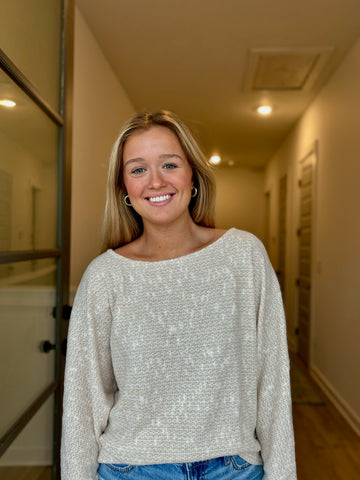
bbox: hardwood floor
[0,466,51,480]
[293,363,360,480]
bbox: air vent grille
[243,47,333,92]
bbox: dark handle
[41,340,56,353]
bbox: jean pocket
[230,455,252,470]
[230,455,255,470]
[229,456,264,479]
[98,463,136,478]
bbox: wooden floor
[0,466,51,480]
[294,401,360,479]
[292,355,360,480]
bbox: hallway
[1,0,360,475]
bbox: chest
[109,263,258,361]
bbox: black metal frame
[0,382,59,457]
[0,250,61,264]
[0,1,74,478]
[53,1,74,477]
[0,50,63,127]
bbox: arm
[255,243,297,480]
[61,262,116,480]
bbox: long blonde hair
[101,110,216,251]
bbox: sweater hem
[98,448,263,467]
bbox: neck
[140,218,200,260]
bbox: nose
[148,168,166,189]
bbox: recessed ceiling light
[209,155,221,165]
[0,99,16,108]
[228,160,235,167]
[257,105,272,115]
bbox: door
[296,149,316,366]
[0,1,73,478]
[264,191,271,252]
[277,175,287,297]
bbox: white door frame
[295,140,319,367]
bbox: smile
[147,194,173,203]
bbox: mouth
[146,194,174,203]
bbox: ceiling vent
[243,47,333,91]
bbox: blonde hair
[101,110,216,251]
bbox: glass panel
[0,69,59,251]
[0,0,62,111]
[0,394,54,471]
[0,258,56,438]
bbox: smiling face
[122,126,194,230]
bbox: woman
[61,111,297,479]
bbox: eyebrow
[124,153,184,168]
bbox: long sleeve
[255,243,297,479]
[61,261,117,480]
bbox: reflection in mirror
[0,69,59,253]
[0,393,54,471]
[0,0,62,111]
[0,257,56,439]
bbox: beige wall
[70,7,135,287]
[215,167,265,243]
[265,37,360,434]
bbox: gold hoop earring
[191,187,198,198]
[123,194,132,206]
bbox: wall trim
[311,365,360,437]
[296,140,319,367]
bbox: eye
[163,163,177,169]
[131,167,146,175]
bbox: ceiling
[76,0,360,168]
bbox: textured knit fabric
[61,229,297,480]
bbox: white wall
[0,289,55,466]
[215,166,266,243]
[70,7,135,287]
[265,38,360,434]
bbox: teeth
[148,195,171,203]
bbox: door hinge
[52,304,72,320]
[298,179,302,187]
[296,278,300,286]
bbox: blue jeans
[97,455,264,479]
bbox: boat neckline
[107,228,236,264]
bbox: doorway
[277,175,287,297]
[296,145,317,367]
[0,1,73,478]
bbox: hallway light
[257,105,272,115]
[0,99,16,108]
[209,155,221,165]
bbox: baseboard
[0,446,52,466]
[310,365,360,437]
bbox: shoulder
[85,250,113,273]
[78,251,114,289]
[221,228,272,272]
[223,228,265,252]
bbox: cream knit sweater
[61,229,297,479]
